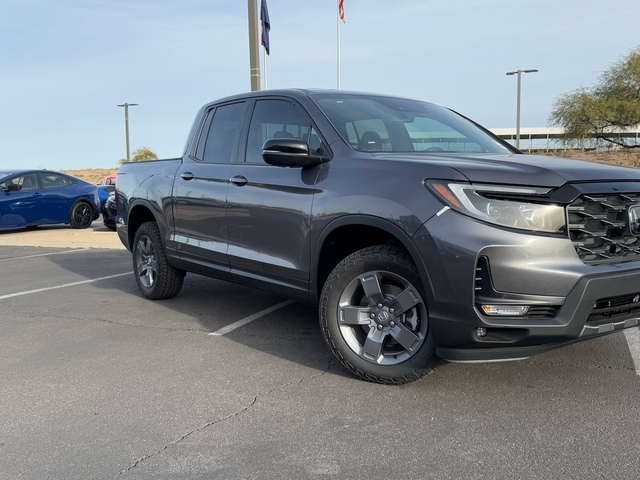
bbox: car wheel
[70,202,94,229]
[319,244,438,384]
[132,222,185,300]
[103,214,116,231]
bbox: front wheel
[319,245,438,384]
[132,222,185,300]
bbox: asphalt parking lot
[1,222,640,479]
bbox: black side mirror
[262,138,327,168]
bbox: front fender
[310,214,435,304]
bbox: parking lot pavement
[1,229,640,479]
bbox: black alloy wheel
[320,244,438,384]
[132,222,185,300]
[70,202,94,229]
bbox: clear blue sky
[2,0,639,170]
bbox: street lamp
[117,103,139,161]
[506,69,538,149]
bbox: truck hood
[376,153,640,187]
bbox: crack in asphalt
[102,358,337,479]
[114,395,260,477]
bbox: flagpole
[263,47,268,89]
[259,0,270,90]
[337,6,341,89]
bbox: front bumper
[414,209,640,362]
[435,268,640,362]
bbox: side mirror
[4,184,22,192]
[262,138,327,168]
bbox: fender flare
[310,214,435,303]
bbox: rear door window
[201,102,246,164]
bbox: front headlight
[428,181,566,233]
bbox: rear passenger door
[172,101,246,276]
[226,98,325,294]
[38,172,77,223]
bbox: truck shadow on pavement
[43,249,350,379]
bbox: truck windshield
[312,93,512,155]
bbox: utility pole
[248,0,261,91]
[506,69,538,149]
[117,103,139,161]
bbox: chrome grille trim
[567,193,640,264]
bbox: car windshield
[312,93,512,154]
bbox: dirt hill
[62,168,119,185]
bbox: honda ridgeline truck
[116,89,640,384]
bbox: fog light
[476,327,487,337]
[481,305,530,316]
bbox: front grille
[587,292,640,326]
[567,193,640,264]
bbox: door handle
[180,172,195,181]
[229,175,248,187]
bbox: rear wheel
[132,222,185,300]
[69,202,94,229]
[319,245,438,384]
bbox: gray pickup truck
[116,88,640,384]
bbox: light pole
[506,69,538,149]
[117,103,139,161]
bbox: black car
[102,190,117,231]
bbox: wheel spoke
[390,287,421,315]
[141,238,151,256]
[339,305,372,325]
[359,272,384,306]
[362,327,386,361]
[145,267,155,287]
[136,259,147,277]
[389,322,421,353]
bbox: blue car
[97,184,115,214]
[0,170,100,230]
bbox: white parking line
[209,300,294,336]
[623,327,640,376]
[0,273,131,300]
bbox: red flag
[339,0,345,22]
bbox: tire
[319,244,438,384]
[103,214,116,231]
[132,222,185,300]
[69,201,94,229]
